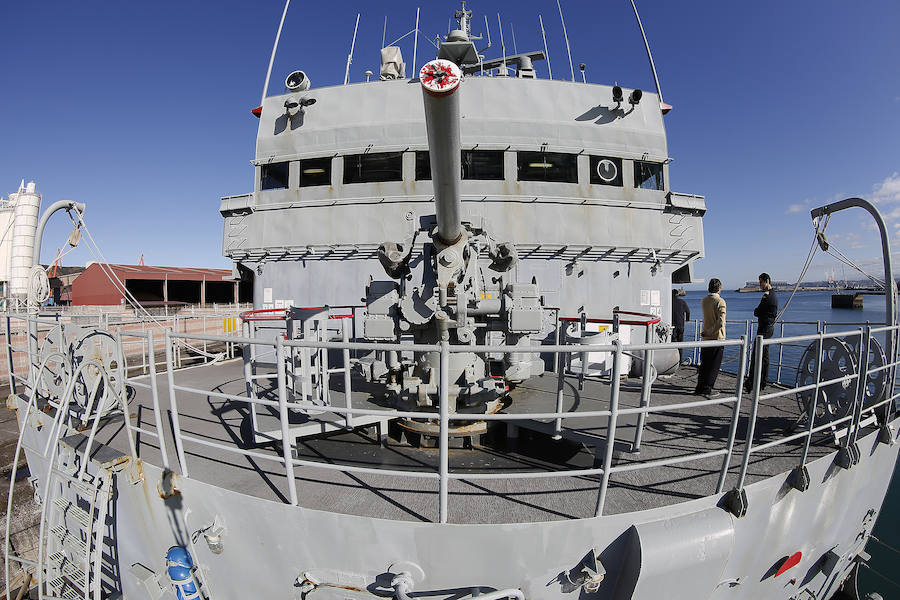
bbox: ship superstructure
[4,4,899,600]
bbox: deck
[68,358,847,524]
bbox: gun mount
[361,59,545,436]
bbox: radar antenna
[455,2,472,37]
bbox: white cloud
[873,172,900,204]
[785,203,806,214]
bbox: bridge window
[260,162,290,190]
[634,161,665,190]
[343,152,403,184]
[517,151,578,183]
[590,156,623,186]
[415,151,432,180]
[299,157,332,187]
[462,150,504,180]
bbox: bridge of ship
[5,309,899,525]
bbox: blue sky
[2,1,898,289]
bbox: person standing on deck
[671,289,690,363]
[695,278,726,398]
[744,272,779,392]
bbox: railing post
[840,327,869,468]
[726,336,764,517]
[595,340,622,517]
[438,341,450,523]
[342,319,353,429]
[146,331,170,470]
[632,325,654,452]
[276,337,299,505]
[553,347,565,439]
[776,322,785,384]
[579,312,588,390]
[115,331,137,459]
[693,319,700,365]
[164,329,189,477]
[5,315,16,396]
[552,308,561,374]
[716,335,748,493]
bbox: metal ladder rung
[49,468,97,497]
[48,551,86,583]
[50,525,88,555]
[46,576,84,600]
[52,497,92,528]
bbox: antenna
[629,0,665,104]
[260,0,291,105]
[556,0,575,81]
[497,14,507,75]
[413,7,420,76]
[510,23,518,55]
[344,13,361,85]
[382,16,387,49]
[539,14,552,80]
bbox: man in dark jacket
[745,272,778,392]
[671,289,690,362]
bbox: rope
[774,217,822,322]
[70,211,225,362]
[860,562,900,590]
[871,535,900,556]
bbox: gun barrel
[420,59,463,245]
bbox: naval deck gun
[362,58,544,424]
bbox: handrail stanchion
[735,337,765,492]
[276,336,299,505]
[798,331,825,468]
[553,347,565,439]
[632,325,654,452]
[776,322,785,384]
[579,312,587,390]
[595,340,623,517]
[693,319,699,365]
[552,308,561,374]
[146,331,170,470]
[5,315,15,396]
[165,329,189,477]
[342,318,353,429]
[848,327,870,447]
[114,331,138,460]
[438,340,450,523]
[716,335,748,493]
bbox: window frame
[343,152,404,184]
[516,151,579,183]
[260,161,290,190]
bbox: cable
[72,211,225,362]
[775,219,822,322]
[871,535,900,556]
[859,562,900,590]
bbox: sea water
[683,289,898,596]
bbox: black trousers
[746,337,771,388]
[673,327,684,360]
[696,346,724,394]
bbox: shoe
[705,391,722,399]
[694,388,709,396]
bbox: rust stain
[157,469,181,499]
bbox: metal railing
[5,312,899,525]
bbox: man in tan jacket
[695,278,726,398]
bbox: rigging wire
[859,562,900,590]
[774,218,822,322]
[69,211,225,361]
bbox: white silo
[9,180,41,300]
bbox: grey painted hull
[15,394,898,599]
